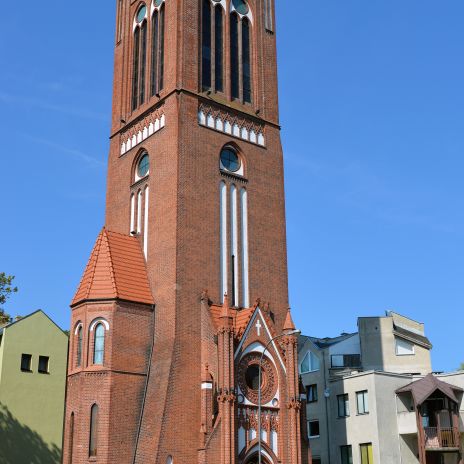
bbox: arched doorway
[244,455,271,464]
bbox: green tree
[459,362,464,371]
[0,273,18,322]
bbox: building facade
[0,310,68,464]
[63,1,309,463]
[299,312,464,464]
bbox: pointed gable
[396,373,463,406]
[71,228,154,307]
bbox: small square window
[307,384,318,403]
[308,420,320,438]
[21,354,32,372]
[38,356,49,374]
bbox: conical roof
[71,228,154,306]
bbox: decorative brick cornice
[198,103,265,147]
[120,104,166,156]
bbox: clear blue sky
[0,1,463,372]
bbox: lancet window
[230,0,252,103]
[151,0,165,96]
[201,0,224,93]
[132,4,148,110]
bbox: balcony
[424,427,460,450]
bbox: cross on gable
[255,319,262,336]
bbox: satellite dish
[324,388,330,398]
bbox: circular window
[137,153,150,178]
[232,0,249,15]
[238,353,278,404]
[136,5,147,23]
[245,364,261,390]
[220,148,241,173]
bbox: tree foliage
[0,273,18,320]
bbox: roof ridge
[83,228,104,301]
[103,229,119,299]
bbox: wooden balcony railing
[424,427,459,449]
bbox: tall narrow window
[230,13,239,99]
[144,186,149,258]
[151,3,165,96]
[159,5,165,91]
[202,0,212,91]
[130,194,136,234]
[151,11,159,95]
[230,185,238,306]
[242,18,251,103]
[116,0,123,43]
[132,5,148,110]
[132,26,141,110]
[240,188,249,307]
[137,190,143,233]
[230,2,253,103]
[356,390,369,414]
[341,445,353,464]
[69,413,75,464]
[214,5,223,92]
[89,404,99,457]
[76,326,83,367]
[93,324,105,365]
[220,182,228,301]
[139,21,147,104]
[264,0,274,32]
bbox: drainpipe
[323,351,331,464]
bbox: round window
[220,148,241,173]
[136,5,147,23]
[137,153,150,178]
[232,0,249,15]
[245,364,261,391]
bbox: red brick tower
[63,0,310,463]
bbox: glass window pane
[300,352,309,373]
[202,0,212,91]
[214,5,223,92]
[94,324,105,365]
[242,18,251,103]
[230,13,239,99]
[89,405,99,457]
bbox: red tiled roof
[71,228,154,307]
[396,374,463,406]
[210,305,255,339]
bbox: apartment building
[0,310,68,463]
[299,311,463,464]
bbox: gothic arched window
[89,404,99,457]
[93,323,105,365]
[76,325,83,367]
[151,0,166,96]
[201,1,224,93]
[230,1,253,103]
[132,4,148,111]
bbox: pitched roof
[209,304,255,338]
[393,324,432,349]
[0,310,68,336]
[305,332,358,349]
[71,228,154,307]
[396,373,463,405]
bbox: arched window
[132,5,148,111]
[93,324,105,365]
[214,5,224,92]
[166,456,173,464]
[201,0,212,91]
[89,404,99,457]
[201,1,224,93]
[76,326,83,367]
[151,1,165,96]
[230,1,253,103]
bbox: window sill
[38,371,50,375]
[357,412,369,416]
[309,435,320,440]
[337,416,350,419]
[21,369,32,373]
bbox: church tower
[63,1,310,463]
